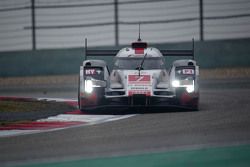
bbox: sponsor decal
[85,69,96,75]
[84,68,103,80]
[128,75,151,83]
[128,90,151,96]
[182,69,194,75]
[85,69,102,75]
[96,70,102,74]
[127,75,152,96]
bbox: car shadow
[82,106,198,115]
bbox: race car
[78,38,199,112]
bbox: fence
[0,0,250,51]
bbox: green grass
[0,100,76,124]
[0,100,76,113]
[0,100,55,112]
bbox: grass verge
[0,100,76,124]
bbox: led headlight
[172,80,180,87]
[186,85,194,93]
[85,80,93,93]
[172,79,195,93]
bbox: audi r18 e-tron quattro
[78,38,199,112]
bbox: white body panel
[78,41,199,110]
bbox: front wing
[79,91,199,111]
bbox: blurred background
[0,0,250,77]
[0,0,250,51]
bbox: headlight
[186,85,194,93]
[172,79,195,93]
[172,80,180,87]
[85,80,93,93]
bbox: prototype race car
[78,38,199,112]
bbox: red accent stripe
[65,110,82,115]
[64,101,78,107]
[128,75,151,82]
[135,48,144,54]
[0,96,85,131]
[0,121,83,130]
[180,92,198,105]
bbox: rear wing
[84,38,195,60]
[160,39,195,60]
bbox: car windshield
[113,57,165,70]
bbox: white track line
[0,115,135,138]
[0,130,41,137]
[36,98,77,102]
[0,98,136,137]
[39,114,135,124]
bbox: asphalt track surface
[1,78,250,166]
